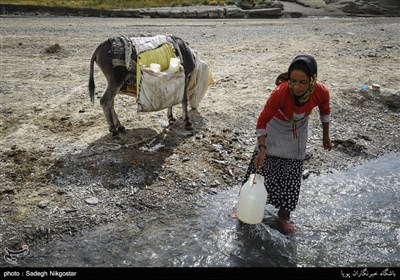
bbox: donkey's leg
[167,107,177,127]
[100,83,120,136]
[110,99,125,133]
[113,70,135,133]
[182,78,193,130]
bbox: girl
[243,54,332,235]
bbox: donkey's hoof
[185,122,194,130]
[110,129,120,137]
[118,126,126,133]
[168,118,177,128]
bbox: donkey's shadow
[49,109,205,191]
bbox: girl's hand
[254,149,266,171]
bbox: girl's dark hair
[288,61,311,79]
[288,54,318,79]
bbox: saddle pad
[110,36,134,70]
[130,35,170,54]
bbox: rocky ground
[0,11,399,263]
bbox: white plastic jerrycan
[167,57,181,74]
[236,173,268,224]
[150,63,161,73]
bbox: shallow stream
[16,153,400,267]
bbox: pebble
[85,197,99,205]
[38,200,50,209]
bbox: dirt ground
[1,13,400,259]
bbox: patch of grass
[0,0,236,9]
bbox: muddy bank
[0,16,399,263]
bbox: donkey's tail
[88,48,97,104]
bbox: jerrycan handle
[237,170,260,197]
[250,171,257,186]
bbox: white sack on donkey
[88,34,214,136]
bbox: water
[295,152,400,267]
[12,153,400,267]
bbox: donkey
[88,35,196,136]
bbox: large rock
[236,0,255,10]
[245,8,283,18]
[236,0,284,10]
[296,0,400,16]
[340,0,400,16]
